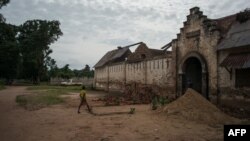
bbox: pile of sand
[163,89,239,124]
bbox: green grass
[16,85,82,110]
[0,85,5,90]
[0,80,5,90]
[27,85,82,92]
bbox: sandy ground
[0,86,226,141]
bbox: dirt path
[0,87,224,141]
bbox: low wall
[50,77,94,86]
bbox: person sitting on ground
[78,86,91,113]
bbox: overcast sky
[1,0,250,69]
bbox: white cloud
[1,0,250,69]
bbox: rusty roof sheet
[94,47,130,68]
[217,20,250,50]
[220,53,250,68]
[148,48,165,56]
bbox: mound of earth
[163,89,239,124]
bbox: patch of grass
[0,80,5,90]
[159,97,170,106]
[0,85,5,90]
[27,85,81,92]
[16,95,28,106]
[16,91,65,110]
[241,119,250,125]
[129,108,136,114]
[151,97,158,110]
[151,96,170,110]
[16,85,81,110]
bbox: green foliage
[48,64,94,79]
[0,23,19,83]
[0,80,5,90]
[0,0,9,22]
[83,64,94,78]
[0,85,5,90]
[16,92,64,110]
[0,1,65,84]
[0,0,19,83]
[151,96,170,110]
[0,0,9,9]
[159,97,169,106]
[18,20,63,84]
[27,85,81,92]
[58,64,74,79]
[16,95,28,106]
[151,97,158,110]
[129,108,135,114]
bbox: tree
[0,0,9,8]
[83,64,90,72]
[0,0,10,22]
[82,64,94,78]
[58,64,74,79]
[0,23,19,84]
[47,57,58,78]
[73,69,83,77]
[0,0,19,84]
[18,20,63,84]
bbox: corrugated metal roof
[220,53,250,68]
[127,43,166,63]
[111,47,130,60]
[217,20,250,50]
[148,49,165,56]
[94,47,130,68]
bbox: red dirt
[163,89,239,125]
[0,87,240,141]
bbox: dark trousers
[78,99,91,112]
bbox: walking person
[78,86,91,113]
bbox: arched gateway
[178,52,209,99]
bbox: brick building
[171,7,250,102]
[94,42,174,97]
[94,7,250,102]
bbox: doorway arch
[178,52,209,99]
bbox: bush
[151,97,158,110]
[151,96,170,110]
[129,108,135,114]
[0,80,5,90]
[159,97,169,106]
